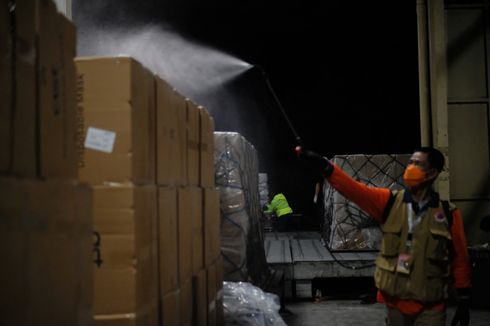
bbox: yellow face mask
[403,164,427,187]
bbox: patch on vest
[434,210,447,223]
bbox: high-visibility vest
[265,193,293,217]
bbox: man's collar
[403,188,439,208]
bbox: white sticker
[84,127,116,153]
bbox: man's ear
[427,168,439,181]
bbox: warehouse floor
[281,299,490,326]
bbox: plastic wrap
[258,173,272,231]
[258,173,270,208]
[223,281,286,326]
[323,154,410,250]
[214,132,269,287]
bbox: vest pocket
[375,256,397,296]
[380,233,400,257]
[426,227,451,278]
[376,256,397,272]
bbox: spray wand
[254,65,304,151]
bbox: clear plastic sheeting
[223,281,286,326]
[258,173,269,208]
[258,173,272,232]
[214,132,269,287]
[323,154,410,250]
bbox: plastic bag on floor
[223,281,286,326]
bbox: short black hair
[413,147,445,172]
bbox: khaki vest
[374,190,453,303]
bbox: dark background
[74,0,420,226]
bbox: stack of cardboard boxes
[1,0,224,323]
[0,1,92,325]
[75,56,224,325]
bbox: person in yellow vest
[297,146,471,326]
[264,193,294,232]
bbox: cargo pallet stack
[1,1,92,325]
[1,1,224,325]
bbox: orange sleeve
[326,163,392,223]
[450,209,472,289]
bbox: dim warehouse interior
[1,0,490,325]
[74,0,422,218]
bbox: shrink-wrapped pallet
[258,173,270,208]
[323,154,410,250]
[214,132,269,287]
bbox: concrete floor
[281,300,490,326]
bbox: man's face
[405,151,438,187]
[408,151,430,172]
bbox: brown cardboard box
[6,1,78,178]
[75,56,156,185]
[12,0,37,176]
[177,187,193,282]
[190,186,204,274]
[48,12,78,178]
[186,99,200,186]
[193,269,207,326]
[180,279,193,326]
[0,0,12,172]
[38,3,78,178]
[207,263,217,326]
[199,107,215,188]
[204,188,221,267]
[0,177,93,326]
[158,186,179,294]
[92,185,158,319]
[155,77,187,186]
[161,290,180,326]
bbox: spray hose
[254,65,303,147]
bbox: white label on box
[84,127,116,153]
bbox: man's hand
[451,289,471,326]
[295,146,333,177]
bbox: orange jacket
[327,163,471,314]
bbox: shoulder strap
[381,190,398,223]
[441,200,454,229]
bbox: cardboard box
[199,107,215,188]
[161,290,180,326]
[0,0,12,172]
[177,187,193,282]
[186,99,200,186]
[204,188,221,266]
[75,56,156,185]
[155,77,187,186]
[38,4,78,178]
[92,185,158,318]
[190,186,204,274]
[158,186,179,294]
[180,279,193,326]
[0,177,93,326]
[8,1,78,178]
[193,269,207,326]
[49,11,78,178]
[207,263,217,326]
[12,0,37,176]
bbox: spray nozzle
[296,136,304,147]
